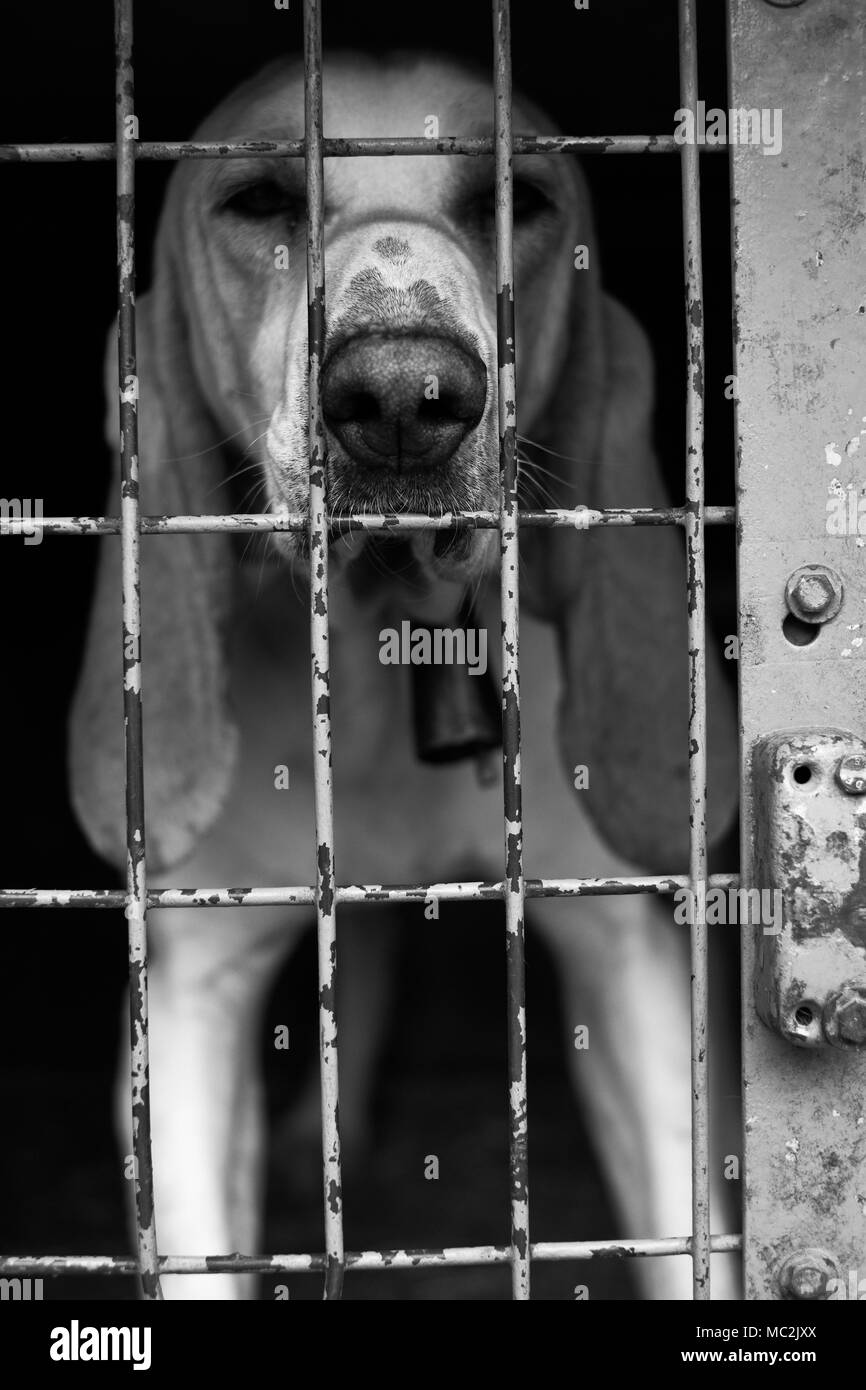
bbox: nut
[785,565,844,624]
[777,1249,838,1300]
[836,755,866,796]
[823,986,866,1048]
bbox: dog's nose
[322,334,487,469]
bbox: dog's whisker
[517,431,595,469]
[159,415,272,466]
[205,458,270,504]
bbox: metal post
[114,0,161,1302]
[303,0,345,1302]
[678,0,711,1301]
[493,0,529,1302]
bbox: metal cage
[0,0,742,1301]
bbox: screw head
[778,1249,838,1300]
[836,755,866,796]
[823,986,866,1048]
[785,565,844,624]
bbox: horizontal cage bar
[0,1233,742,1277]
[0,874,740,910]
[0,506,735,537]
[0,135,730,162]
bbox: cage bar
[678,0,711,1302]
[0,505,735,538]
[0,873,741,912]
[0,1233,742,1279]
[493,0,530,1303]
[113,0,161,1303]
[303,0,345,1303]
[0,135,730,163]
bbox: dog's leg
[116,906,305,1299]
[272,907,398,1195]
[532,892,736,1301]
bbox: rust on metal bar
[493,0,529,1303]
[0,505,736,538]
[678,0,711,1302]
[303,0,344,1303]
[0,873,741,912]
[0,134,731,163]
[114,0,161,1304]
[0,1232,741,1279]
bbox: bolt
[778,1249,837,1301]
[785,565,844,624]
[836,755,866,796]
[787,1263,828,1300]
[793,574,832,614]
[823,986,866,1048]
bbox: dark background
[0,0,737,1300]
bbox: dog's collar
[410,600,502,774]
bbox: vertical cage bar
[678,0,711,1301]
[114,0,161,1301]
[303,0,345,1302]
[493,0,529,1303]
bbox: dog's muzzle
[322,332,487,472]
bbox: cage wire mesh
[0,0,740,1301]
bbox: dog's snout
[322,334,486,470]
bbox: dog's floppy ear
[523,285,738,871]
[69,274,239,874]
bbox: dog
[69,52,739,1299]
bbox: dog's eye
[221,180,303,219]
[468,180,554,227]
[512,179,554,220]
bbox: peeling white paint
[825,442,842,467]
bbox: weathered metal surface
[0,505,736,537]
[679,0,712,1301]
[114,0,161,1303]
[0,873,741,911]
[0,1233,741,1280]
[494,0,529,1303]
[0,506,736,537]
[753,731,866,1049]
[303,0,344,1303]
[729,0,866,1301]
[0,136,730,163]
